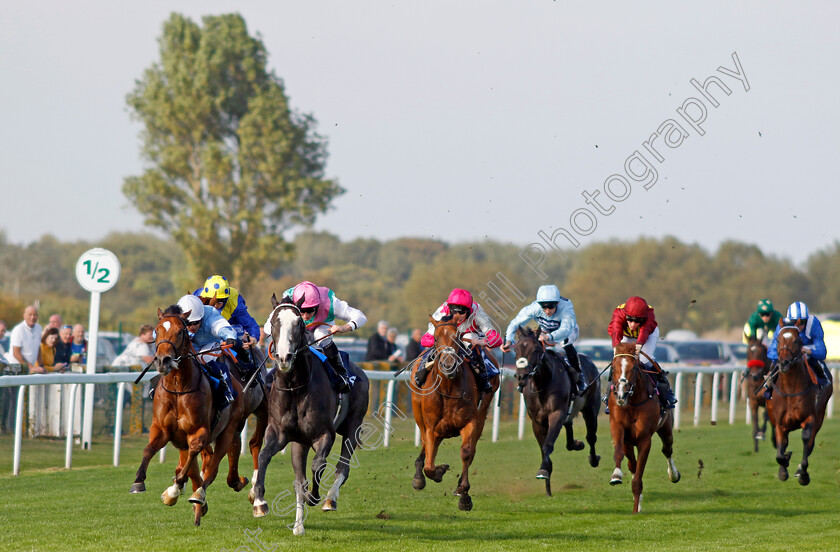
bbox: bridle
[611,353,640,400]
[514,337,546,390]
[431,320,465,380]
[777,326,805,373]
[154,314,191,366]
[267,302,308,369]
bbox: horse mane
[279,295,295,305]
[163,305,183,316]
[441,314,454,323]
[614,342,635,356]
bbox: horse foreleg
[253,425,287,516]
[537,410,564,494]
[248,406,269,503]
[309,433,335,507]
[775,424,791,482]
[750,401,761,452]
[290,442,311,536]
[609,422,626,485]
[423,430,448,483]
[454,420,479,511]
[795,416,817,486]
[631,437,652,514]
[582,398,600,467]
[226,429,248,492]
[324,422,362,511]
[657,413,680,483]
[413,448,427,490]
[130,424,168,493]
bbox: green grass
[1,415,840,551]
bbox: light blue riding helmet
[536,285,561,304]
[784,301,809,324]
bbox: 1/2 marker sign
[75,248,121,293]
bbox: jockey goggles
[626,316,646,324]
[450,305,470,315]
[538,302,558,310]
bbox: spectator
[0,320,8,365]
[55,325,73,365]
[405,328,423,362]
[113,324,155,368]
[366,320,390,361]
[70,324,87,365]
[39,328,67,373]
[10,306,43,372]
[386,327,404,363]
[42,313,63,338]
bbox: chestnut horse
[608,342,680,513]
[410,316,500,511]
[744,337,774,452]
[251,295,370,536]
[130,306,251,526]
[766,326,832,485]
[512,327,600,497]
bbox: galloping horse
[130,306,252,526]
[608,342,680,513]
[744,337,774,452]
[251,295,369,536]
[766,326,832,485]
[410,316,500,511]
[512,327,600,497]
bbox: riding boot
[655,370,677,409]
[414,349,435,388]
[470,349,494,394]
[323,342,351,393]
[811,358,831,389]
[603,370,612,414]
[564,344,586,397]
[207,360,235,409]
[148,375,161,400]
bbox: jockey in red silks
[607,296,676,411]
[415,288,501,393]
[268,281,367,393]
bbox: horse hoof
[229,476,248,492]
[161,492,179,506]
[188,494,206,505]
[589,454,601,468]
[322,499,337,511]
[756,432,765,441]
[670,471,681,483]
[458,495,473,511]
[130,482,146,494]
[253,502,269,517]
[778,466,789,481]
[568,440,585,451]
[610,477,622,486]
[535,469,549,480]
[797,471,810,486]
[412,477,426,491]
[293,525,305,536]
[305,493,319,507]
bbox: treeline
[1,230,839,339]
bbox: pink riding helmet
[447,288,473,312]
[292,281,322,310]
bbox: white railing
[2,363,837,475]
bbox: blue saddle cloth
[309,346,356,390]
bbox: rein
[610,352,655,407]
[268,303,314,393]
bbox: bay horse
[251,295,369,536]
[129,306,252,526]
[744,337,774,452]
[766,326,832,485]
[410,316,501,511]
[512,327,600,497]
[608,342,680,513]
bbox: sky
[1,1,838,267]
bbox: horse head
[746,337,769,381]
[430,315,463,380]
[611,342,640,406]
[268,293,307,372]
[154,306,191,376]
[513,327,545,390]
[776,326,804,374]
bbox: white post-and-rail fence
[2,363,837,475]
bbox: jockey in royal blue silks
[177,294,238,409]
[193,274,260,345]
[768,301,831,389]
[501,285,586,397]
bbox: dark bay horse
[251,295,369,536]
[766,326,832,485]
[129,306,252,526]
[744,337,774,452]
[410,316,500,511]
[512,327,600,497]
[608,342,680,513]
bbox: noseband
[268,303,308,368]
[612,353,640,399]
[777,328,804,372]
[155,314,190,363]
[515,340,546,388]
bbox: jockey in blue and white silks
[768,301,830,388]
[501,285,585,396]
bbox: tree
[123,13,342,290]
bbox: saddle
[310,347,356,394]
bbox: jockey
[768,301,831,389]
[194,274,261,348]
[275,281,367,393]
[501,285,586,397]
[607,296,676,411]
[743,299,782,344]
[176,294,238,409]
[416,288,501,394]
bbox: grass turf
[1,414,839,551]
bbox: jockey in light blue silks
[177,294,238,408]
[768,301,831,389]
[501,285,586,396]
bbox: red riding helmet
[624,296,649,319]
[447,288,474,312]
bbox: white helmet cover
[177,295,205,323]
[536,285,561,303]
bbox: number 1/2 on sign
[82,259,111,284]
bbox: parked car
[671,340,733,365]
[576,338,613,362]
[727,342,748,362]
[654,341,680,363]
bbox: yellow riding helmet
[200,275,231,299]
